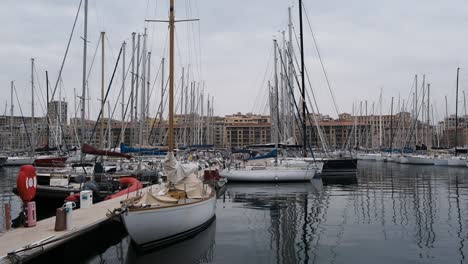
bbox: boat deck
[0,185,151,263]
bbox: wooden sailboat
[120,0,216,250]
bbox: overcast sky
[1,0,467,122]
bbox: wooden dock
[0,185,152,263]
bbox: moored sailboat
[120,0,216,250]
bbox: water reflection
[2,162,468,263]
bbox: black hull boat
[320,158,357,176]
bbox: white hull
[219,166,316,182]
[398,156,409,164]
[433,158,449,166]
[122,194,216,249]
[406,156,434,165]
[357,154,378,161]
[448,158,467,167]
[5,157,35,166]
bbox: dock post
[4,203,10,230]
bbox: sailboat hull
[5,157,35,166]
[219,167,316,182]
[122,195,216,250]
[406,156,434,165]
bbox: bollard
[4,203,10,230]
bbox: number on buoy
[16,165,37,203]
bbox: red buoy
[16,165,37,203]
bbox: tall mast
[121,41,126,143]
[168,0,175,152]
[379,88,382,148]
[147,51,151,127]
[427,83,430,147]
[273,39,279,150]
[445,95,448,147]
[31,58,35,152]
[455,67,460,155]
[181,67,184,144]
[46,71,50,147]
[135,33,141,145]
[390,97,394,152]
[464,90,467,116]
[10,81,14,150]
[130,32,136,146]
[298,0,307,157]
[100,31,105,149]
[140,28,147,146]
[415,75,418,145]
[288,7,294,142]
[160,58,165,145]
[80,0,88,162]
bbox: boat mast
[168,0,175,152]
[298,0,307,157]
[160,58,165,145]
[390,97,394,153]
[135,33,141,145]
[130,32,136,146]
[46,71,50,148]
[273,39,279,164]
[445,95,448,147]
[100,31,105,149]
[80,0,88,162]
[10,81,14,151]
[379,88,382,148]
[147,51,151,130]
[140,28,147,146]
[427,83,430,148]
[31,58,35,152]
[455,67,460,155]
[288,7,294,143]
[121,41,126,143]
[415,74,418,146]
[464,90,467,117]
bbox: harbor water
[2,161,468,263]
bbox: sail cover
[82,144,132,159]
[163,152,198,183]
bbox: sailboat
[447,68,468,167]
[220,7,320,182]
[120,0,216,250]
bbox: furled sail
[81,144,132,159]
[163,152,198,184]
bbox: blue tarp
[248,148,277,160]
[120,143,167,155]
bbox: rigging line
[88,46,123,143]
[105,34,118,70]
[277,42,316,159]
[251,45,274,114]
[194,0,203,81]
[189,0,202,81]
[13,85,33,151]
[33,65,46,116]
[86,33,102,84]
[148,55,163,97]
[50,0,83,100]
[300,3,341,117]
[285,40,330,150]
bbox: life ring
[16,165,37,203]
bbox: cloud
[1,0,467,122]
